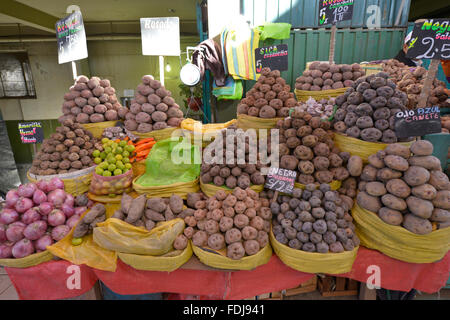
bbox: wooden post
[329,24,337,64]
[417,59,440,109]
[71,61,77,80]
[270,191,279,204]
[159,55,165,86]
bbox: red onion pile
[0,177,89,259]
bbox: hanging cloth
[191,39,227,87]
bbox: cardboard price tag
[394,107,441,138]
[18,121,44,144]
[255,44,288,73]
[264,167,297,194]
[318,0,354,26]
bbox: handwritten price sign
[318,0,354,26]
[406,19,450,60]
[264,167,297,194]
[55,11,88,64]
[18,122,43,144]
[394,107,441,138]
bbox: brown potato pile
[73,203,106,238]
[59,75,122,124]
[382,59,449,109]
[332,72,414,143]
[237,67,296,118]
[184,188,272,260]
[276,111,353,186]
[357,141,450,234]
[29,119,98,176]
[295,62,365,91]
[271,184,360,253]
[201,127,268,189]
[118,75,184,133]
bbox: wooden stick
[329,24,337,64]
[417,59,440,109]
[270,191,279,204]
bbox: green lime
[122,150,130,158]
[113,169,123,176]
[102,170,112,177]
[105,147,112,154]
[125,145,135,152]
[108,164,117,172]
[116,161,125,170]
[95,167,104,175]
[100,151,107,159]
[107,157,116,164]
[100,161,109,170]
[115,146,123,154]
[92,150,101,158]
[125,163,132,170]
[108,193,116,198]
[111,142,118,149]
[72,237,83,246]
[94,157,102,164]
[122,157,130,164]
[119,140,127,147]
[115,154,123,161]
[101,138,109,144]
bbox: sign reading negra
[318,0,354,26]
[255,44,288,73]
[18,122,44,144]
[140,17,180,56]
[406,19,450,60]
[264,167,297,194]
[394,107,441,138]
[55,11,88,64]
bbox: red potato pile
[382,59,449,109]
[276,110,356,186]
[118,75,184,133]
[332,72,413,143]
[0,179,91,259]
[59,76,122,124]
[29,119,100,176]
[295,62,365,91]
[356,141,450,234]
[237,67,296,118]
[271,184,359,253]
[179,188,272,259]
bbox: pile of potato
[30,119,99,176]
[442,115,450,133]
[73,204,106,238]
[295,62,365,91]
[333,72,413,143]
[180,188,272,260]
[237,67,297,118]
[201,129,267,188]
[276,112,355,185]
[59,76,121,124]
[118,75,184,133]
[356,141,450,234]
[112,194,192,232]
[382,59,449,109]
[271,184,360,253]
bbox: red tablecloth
[5,247,450,300]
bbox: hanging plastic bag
[256,22,292,40]
[213,76,243,100]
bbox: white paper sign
[140,17,180,56]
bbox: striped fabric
[223,27,260,81]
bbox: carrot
[135,142,156,152]
[136,151,149,158]
[135,138,154,145]
[136,157,145,162]
[124,137,129,141]
[115,139,121,143]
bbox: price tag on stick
[318,0,354,26]
[264,167,297,194]
[18,122,44,144]
[406,19,450,61]
[394,107,441,138]
[55,11,88,65]
[255,44,288,73]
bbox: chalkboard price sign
[406,19,450,60]
[255,44,288,73]
[264,167,297,194]
[55,11,88,64]
[140,17,180,56]
[394,107,441,138]
[318,0,354,26]
[18,122,44,144]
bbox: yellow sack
[352,204,450,263]
[294,180,342,191]
[294,88,347,102]
[133,176,200,199]
[93,218,185,256]
[181,118,237,133]
[192,242,272,270]
[360,63,383,76]
[131,127,181,141]
[270,231,358,274]
[81,121,117,139]
[87,191,140,204]
[47,204,118,272]
[333,132,415,163]
[0,250,54,268]
[132,160,146,179]
[200,179,264,198]
[118,242,193,272]
[27,166,94,197]
[237,114,284,131]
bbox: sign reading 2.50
[407,19,450,60]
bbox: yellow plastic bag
[93,218,185,256]
[352,204,450,263]
[27,167,95,197]
[181,118,237,133]
[118,242,193,272]
[270,231,358,274]
[47,204,118,272]
[133,176,199,199]
[333,132,415,163]
[131,127,181,141]
[294,180,342,191]
[81,121,118,139]
[294,88,347,102]
[200,179,264,197]
[132,160,146,178]
[0,250,54,268]
[192,242,272,270]
[237,114,284,131]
